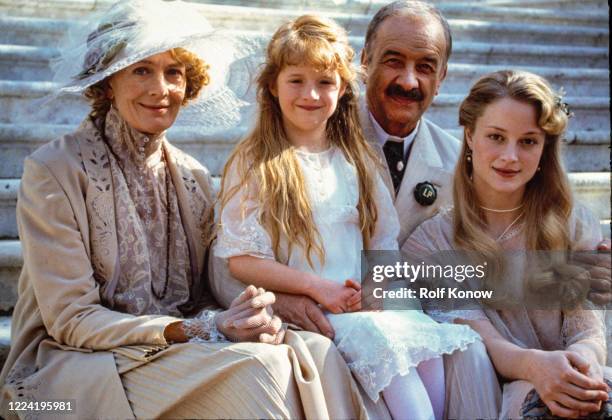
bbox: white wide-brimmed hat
[46,0,263,130]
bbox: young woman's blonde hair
[453,70,572,282]
[219,14,380,267]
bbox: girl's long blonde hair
[453,70,572,278]
[219,15,380,266]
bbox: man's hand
[272,292,335,339]
[574,239,611,305]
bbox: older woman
[0,1,370,418]
[403,70,610,419]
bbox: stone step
[0,44,54,81]
[0,179,18,239]
[0,117,609,179]
[2,40,608,84]
[1,10,607,48]
[5,36,603,77]
[0,63,610,100]
[1,80,609,134]
[439,64,609,97]
[480,0,607,9]
[0,0,608,28]
[203,5,608,46]
[210,0,610,22]
[0,315,10,371]
[0,240,20,312]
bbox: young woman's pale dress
[215,146,480,401]
[402,205,610,418]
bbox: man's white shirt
[368,111,420,161]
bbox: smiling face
[362,14,447,137]
[107,51,186,136]
[271,64,345,145]
[467,97,546,207]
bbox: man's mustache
[386,84,423,101]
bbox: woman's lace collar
[103,106,166,167]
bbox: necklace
[151,147,172,300]
[480,203,524,213]
[495,211,524,242]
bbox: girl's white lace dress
[215,146,480,401]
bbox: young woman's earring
[466,148,472,163]
[466,149,473,180]
[537,165,541,171]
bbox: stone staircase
[0,0,610,367]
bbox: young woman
[403,70,610,419]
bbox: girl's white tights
[382,357,445,420]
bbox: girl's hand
[526,350,608,418]
[216,285,285,344]
[310,278,359,314]
[345,279,362,312]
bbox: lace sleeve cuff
[182,310,228,343]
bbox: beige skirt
[113,330,371,419]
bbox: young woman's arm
[229,255,358,314]
[458,318,608,418]
[563,307,607,386]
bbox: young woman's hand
[525,349,608,418]
[310,278,360,314]
[216,285,285,344]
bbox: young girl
[214,15,479,419]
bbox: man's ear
[360,48,369,84]
[435,63,448,96]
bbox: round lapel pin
[413,181,437,206]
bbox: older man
[359,1,457,243]
[358,2,502,418]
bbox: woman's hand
[526,349,608,418]
[216,285,285,344]
[310,278,361,314]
